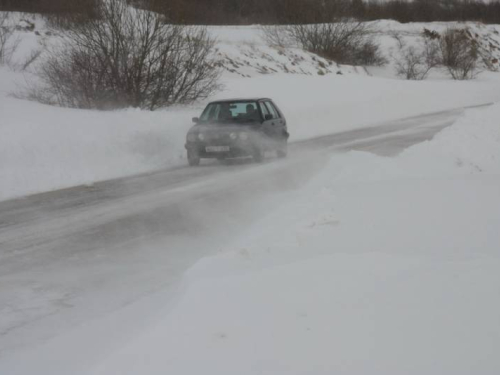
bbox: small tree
[29,0,221,110]
[439,28,479,80]
[395,46,428,80]
[0,13,19,66]
[393,30,440,80]
[354,39,387,66]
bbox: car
[185,98,289,166]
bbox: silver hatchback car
[185,98,289,166]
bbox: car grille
[204,132,231,142]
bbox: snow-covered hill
[370,20,500,77]
[2,11,500,375]
[1,13,500,202]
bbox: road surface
[0,106,477,363]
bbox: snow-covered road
[0,106,476,363]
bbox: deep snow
[88,103,500,375]
[1,99,499,375]
[1,100,499,375]
[2,16,500,201]
[1,11,500,375]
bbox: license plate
[206,146,230,152]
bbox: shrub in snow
[353,38,387,66]
[394,45,429,80]
[262,21,385,67]
[26,0,221,110]
[259,25,292,49]
[439,28,479,80]
[0,13,19,66]
[287,21,385,66]
[393,30,440,80]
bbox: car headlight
[187,133,197,142]
[230,132,238,140]
[239,132,249,140]
[198,133,205,141]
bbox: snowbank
[0,87,198,201]
[2,15,500,202]
[3,67,500,202]
[366,20,500,79]
[91,104,500,375]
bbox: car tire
[187,150,200,166]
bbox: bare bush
[354,39,386,66]
[395,46,428,80]
[18,47,43,71]
[393,30,440,80]
[283,21,385,66]
[439,28,479,80]
[421,31,441,68]
[0,13,20,66]
[28,0,221,110]
[394,27,481,81]
[260,25,291,49]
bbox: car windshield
[199,101,261,124]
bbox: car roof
[209,98,272,104]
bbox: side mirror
[264,114,273,121]
[192,117,200,124]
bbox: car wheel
[187,150,200,166]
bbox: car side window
[265,101,280,119]
[259,102,270,119]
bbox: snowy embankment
[2,17,500,202]
[91,103,500,375]
[368,20,500,78]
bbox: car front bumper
[185,141,255,159]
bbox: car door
[264,100,287,142]
[258,101,274,148]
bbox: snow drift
[90,103,500,375]
[2,16,500,202]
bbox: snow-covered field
[2,97,499,375]
[91,102,500,375]
[1,10,500,375]
[2,16,500,201]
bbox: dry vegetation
[259,1,386,67]
[2,0,499,109]
[440,28,480,80]
[393,27,483,81]
[0,12,19,66]
[3,0,500,25]
[262,22,386,66]
[0,0,99,29]
[128,0,500,25]
[24,0,221,110]
[393,31,441,80]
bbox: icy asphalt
[0,105,488,359]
